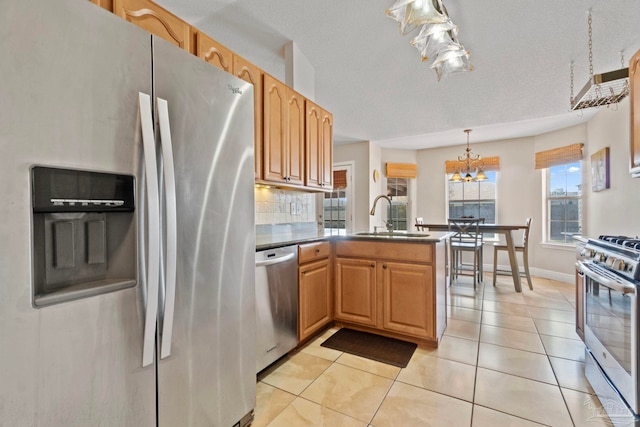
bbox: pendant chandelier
[570,10,629,110]
[449,129,487,182]
[386,0,473,81]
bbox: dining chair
[492,218,533,290]
[448,217,484,288]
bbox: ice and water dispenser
[31,166,137,307]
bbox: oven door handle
[578,261,636,295]
[575,262,584,276]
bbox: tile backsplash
[254,187,317,225]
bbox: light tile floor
[254,275,613,427]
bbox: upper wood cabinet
[321,109,333,188]
[286,89,305,185]
[233,55,263,180]
[263,75,287,182]
[263,74,305,186]
[114,0,192,53]
[196,32,232,73]
[90,0,113,11]
[630,49,640,177]
[305,100,333,190]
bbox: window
[324,190,346,232]
[545,161,582,244]
[386,178,408,231]
[447,171,497,223]
[323,165,352,235]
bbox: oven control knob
[593,252,605,262]
[612,259,625,271]
[606,257,616,267]
[580,248,593,257]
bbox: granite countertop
[335,231,451,243]
[256,230,451,251]
[256,231,328,251]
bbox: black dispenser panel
[32,167,135,213]
[31,166,137,307]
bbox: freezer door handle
[139,92,161,368]
[157,98,177,360]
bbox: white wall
[586,98,640,237]
[368,143,383,231]
[333,141,370,232]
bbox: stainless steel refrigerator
[0,0,255,425]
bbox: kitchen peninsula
[333,232,448,346]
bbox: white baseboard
[483,263,573,285]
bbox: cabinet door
[114,0,192,53]
[299,259,332,341]
[575,268,585,341]
[320,109,333,188]
[305,100,322,188]
[263,74,287,182]
[335,258,377,326]
[630,49,640,175]
[233,55,263,180]
[196,32,232,73]
[286,89,305,185]
[90,0,113,11]
[381,261,434,339]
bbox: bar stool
[448,218,484,288]
[492,218,533,290]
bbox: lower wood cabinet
[334,240,445,343]
[298,242,332,342]
[335,258,377,326]
[381,262,433,339]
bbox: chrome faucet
[369,195,394,232]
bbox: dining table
[415,222,531,292]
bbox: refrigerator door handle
[157,98,177,360]
[139,92,161,368]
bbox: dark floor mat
[320,328,417,368]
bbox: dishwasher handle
[255,252,295,267]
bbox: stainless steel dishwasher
[255,245,299,373]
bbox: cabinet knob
[370,263,375,268]
[383,264,387,269]
[315,249,320,254]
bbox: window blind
[333,169,347,189]
[385,163,417,178]
[535,143,584,169]
[445,156,500,174]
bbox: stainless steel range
[578,235,640,426]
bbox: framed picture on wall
[591,147,610,192]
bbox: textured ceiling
[155,0,640,149]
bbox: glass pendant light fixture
[449,129,486,182]
[386,0,473,80]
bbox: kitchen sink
[353,232,430,238]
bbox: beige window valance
[535,143,584,169]
[445,156,500,174]
[386,163,417,179]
